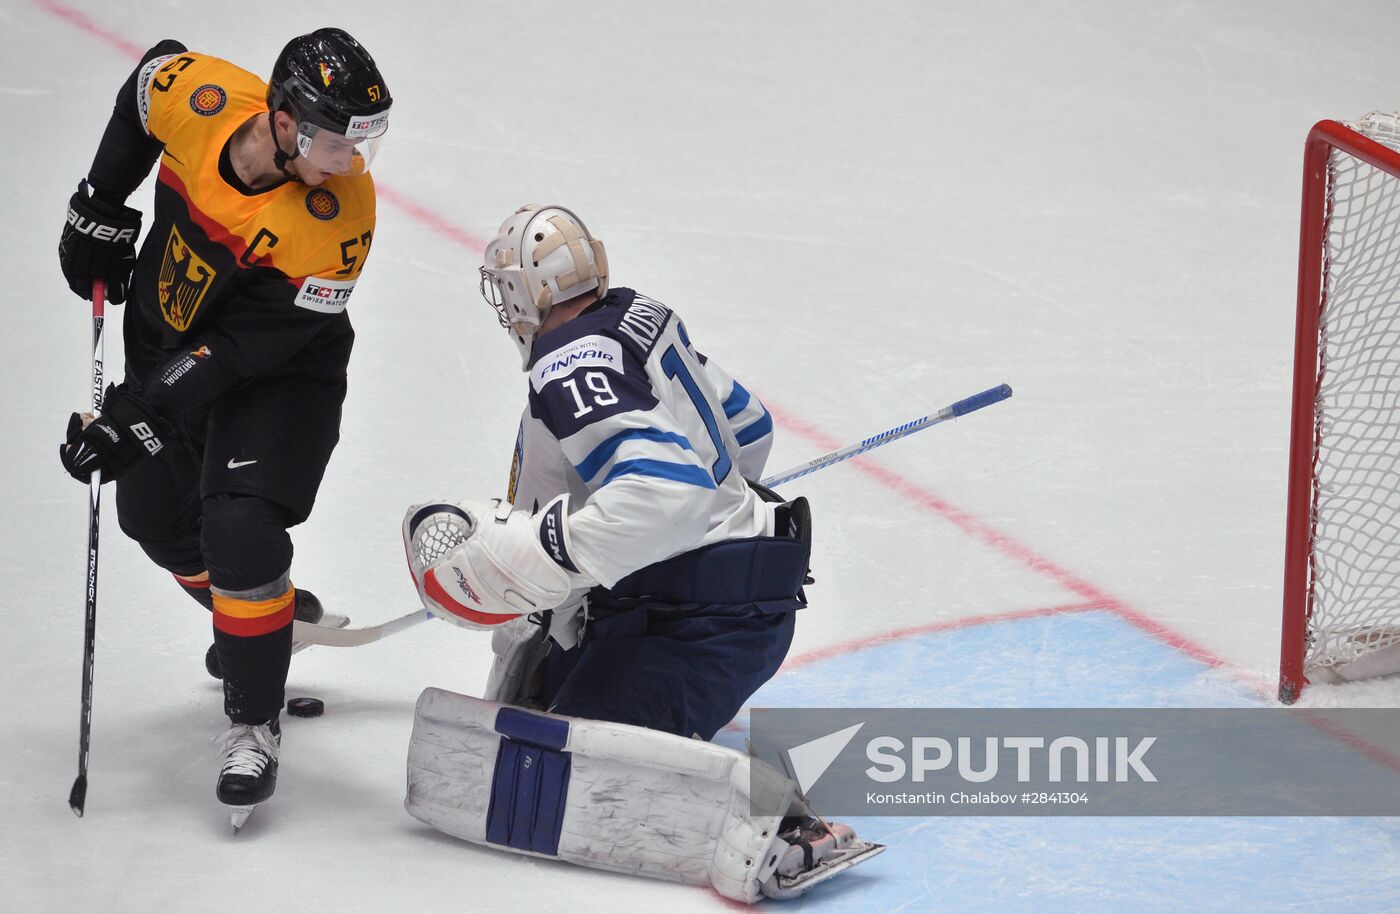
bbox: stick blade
[69,775,87,817]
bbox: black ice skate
[205,589,348,679]
[761,816,886,900]
[217,718,281,832]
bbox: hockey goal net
[1281,113,1400,702]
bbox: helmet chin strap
[267,112,300,182]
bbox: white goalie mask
[479,204,609,368]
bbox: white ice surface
[5,1,1400,911]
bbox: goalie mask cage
[1281,114,1400,703]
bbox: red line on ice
[762,401,1233,671]
[717,601,1115,732]
[373,183,488,253]
[782,601,1112,671]
[35,0,146,59]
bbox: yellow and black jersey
[90,41,376,417]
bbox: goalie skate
[761,817,886,900]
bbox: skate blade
[228,805,256,833]
[762,841,886,900]
[292,614,350,655]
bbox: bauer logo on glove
[58,179,142,304]
[59,384,169,483]
[401,496,595,630]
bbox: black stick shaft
[70,280,105,817]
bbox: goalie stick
[70,281,106,817]
[292,382,1015,650]
[758,382,1012,488]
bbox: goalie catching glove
[402,495,596,629]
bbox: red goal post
[1281,115,1400,703]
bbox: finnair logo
[532,335,623,391]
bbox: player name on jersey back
[616,295,671,356]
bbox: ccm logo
[129,422,164,456]
[67,209,136,244]
[543,513,566,562]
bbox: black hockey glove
[60,384,169,484]
[59,179,142,304]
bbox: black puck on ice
[286,697,325,718]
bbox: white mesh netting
[1308,112,1400,670]
[409,508,472,570]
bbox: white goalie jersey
[508,288,776,588]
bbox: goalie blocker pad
[405,687,798,902]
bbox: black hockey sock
[175,574,215,611]
[215,622,293,725]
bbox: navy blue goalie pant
[538,500,811,740]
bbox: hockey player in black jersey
[57,28,391,827]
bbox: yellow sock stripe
[212,585,295,620]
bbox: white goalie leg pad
[405,687,796,903]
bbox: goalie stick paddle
[70,280,106,817]
[292,383,1014,652]
[758,383,1013,489]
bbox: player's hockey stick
[758,382,1013,488]
[292,383,1014,650]
[291,609,435,647]
[70,281,106,817]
